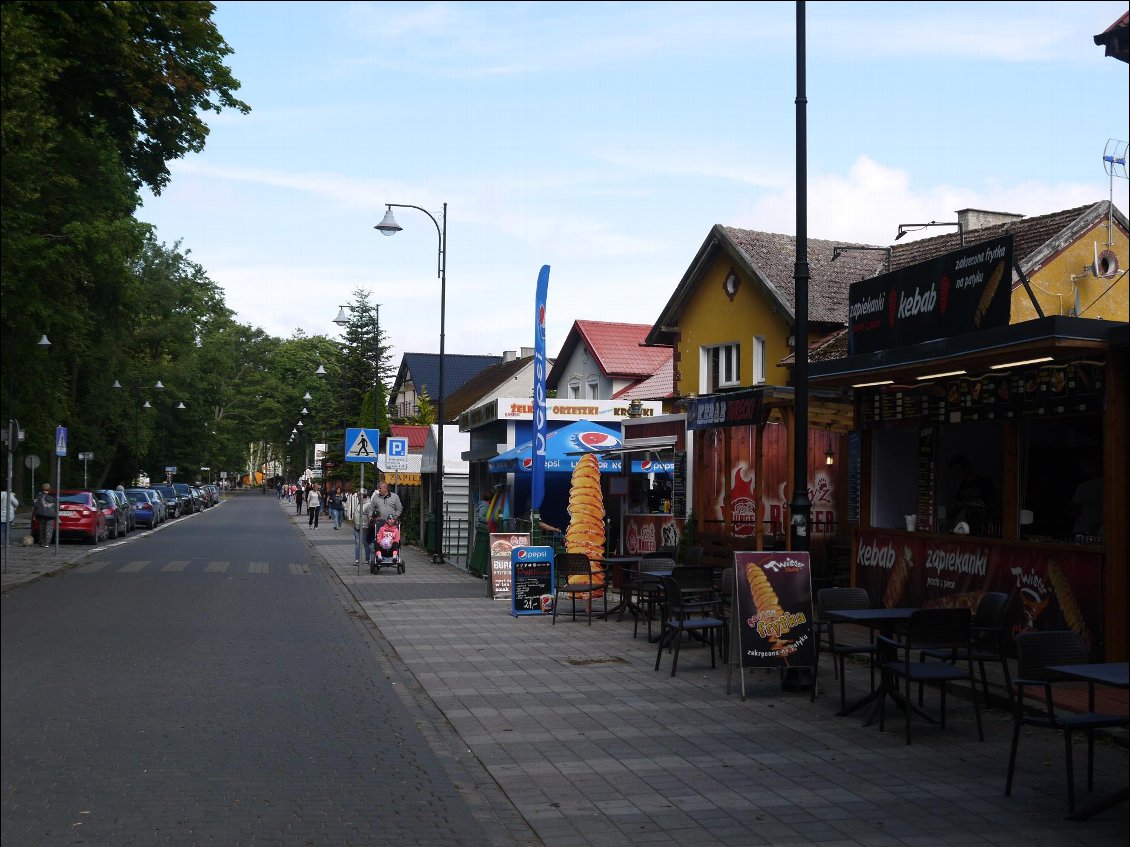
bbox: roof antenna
[1102,139,1127,247]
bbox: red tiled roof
[574,320,672,378]
[390,424,428,452]
[611,356,676,400]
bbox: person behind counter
[947,454,998,536]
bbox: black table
[824,608,917,720]
[1046,662,1129,822]
[595,556,642,620]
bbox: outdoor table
[596,556,642,620]
[824,607,918,720]
[1045,661,1129,821]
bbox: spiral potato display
[883,545,913,608]
[744,563,792,651]
[1047,563,1091,647]
[565,454,606,596]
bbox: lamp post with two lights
[375,202,447,562]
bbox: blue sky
[138,1,1130,365]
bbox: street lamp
[376,201,447,563]
[895,220,965,246]
[4,331,51,569]
[113,377,165,483]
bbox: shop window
[701,343,740,392]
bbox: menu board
[489,533,530,599]
[510,546,555,617]
[915,426,936,532]
[858,362,1104,429]
[671,451,687,519]
[732,552,816,670]
[845,432,861,527]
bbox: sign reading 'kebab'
[848,234,1013,355]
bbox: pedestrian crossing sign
[344,427,380,463]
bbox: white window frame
[587,379,599,400]
[700,342,741,392]
[752,336,766,385]
[568,377,581,399]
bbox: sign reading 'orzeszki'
[848,234,1013,356]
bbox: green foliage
[411,389,436,426]
[401,494,421,546]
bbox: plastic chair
[551,553,606,626]
[877,608,984,745]
[816,587,877,710]
[654,575,725,676]
[919,592,1014,708]
[1004,631,1128,815]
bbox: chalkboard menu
[915,426,935,532]
[846,432,861,527]
[511,546,555,617]
[671,451,687,519]
[489,533,530,599]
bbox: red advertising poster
[624,515,682,554]
[854,530,1103,652]
[489,533,530,599]
[733,552,816,669]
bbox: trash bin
[469,526,489,578]
[425,514,435,555]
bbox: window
[569,377,580,399]
[752,336,766,385]
[701,343,740,392]
[588,380,599,399]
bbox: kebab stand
[809,235,1127,661]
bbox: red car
[31,490,109,544]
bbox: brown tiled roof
[778,328,848,366]
[442,355,541,420]
[610,355,676,400]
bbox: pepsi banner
[848,234,1013,355]
[531,265,551,511]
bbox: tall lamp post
[4,331,51,569]
[375,202,447,563]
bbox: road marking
[81,561,110,572]
[119,561,149,572]
[249,561,270,574]
[162,560,189,572]
[206,561,229,572]
[287,563,311,574]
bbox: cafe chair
[634,556,674,641]
[877,608,984,745]
[551,553,607,626]
[1005,630,1128,815]
[919,591,1015,709]
[816,587,877,710]
[654,575,725,677]
[682,545,704,566]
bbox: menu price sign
[671,451,687,519]
[731,552,815,699]
[915,426,935,532]
[511,546,556,617]
[489,533,530,599]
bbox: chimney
[502,350,516,362]
[956,208,1024,232]
[519,346,534,359]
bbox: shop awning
[488,420,625,473]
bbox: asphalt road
[1,495,496,847]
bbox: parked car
[133,488,168,523]
[125,490,158,529]
[204,484,221,505]
[93,489,129,538]
[30,490,108,544]
[112,488,136,532]
[153,484,185,517]
[190,486,206,511]
[197,485,216,508]
[172,483,198,514]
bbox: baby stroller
[370,514,405,574]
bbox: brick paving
[4,497,1126,845]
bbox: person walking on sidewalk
[295,482,305,515]
[347,489,373,565]
[33,483,56,547]
[371,481,402,522]
[1,482,17,547]
[306,484,321,528]
[328,485,344,530]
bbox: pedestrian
[329,485,344,530]
[33,483,57,547]
[276,480,283,500]
[306,484,321,528]
[295,482,305,515]
[372,480,403,522]
[348,488,373,565]
[1,481,18,547]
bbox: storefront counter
[852,527,1107,657]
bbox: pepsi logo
[640,460,653,471]
[517,549,529,559]
[572,431,621,451]
[522,457,533,470]
[538,305,546,329]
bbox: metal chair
[551,553,606,626]
[654,575,725,676]
[919,591,1014,708]
[877,608,984,745]
[1005,631,1128,815]
[816,587,877,710]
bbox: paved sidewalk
[0,514,96,591]
[286,503,1126,846]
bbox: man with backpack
[33,484,56,547]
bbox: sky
[138,1,1130,367]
